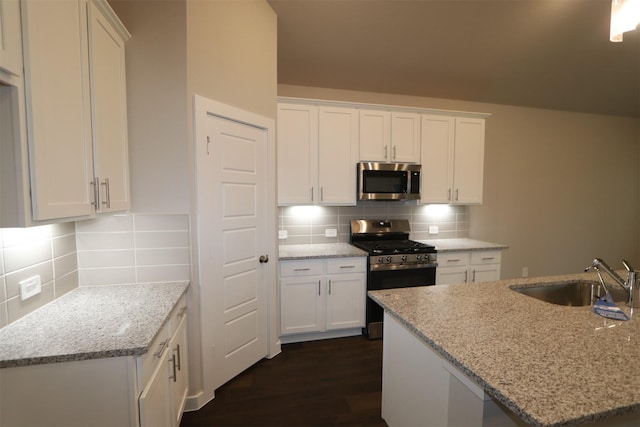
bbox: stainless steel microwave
[358,162,421,201]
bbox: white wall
[278,84,640,279]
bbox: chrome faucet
[585,258,640,308]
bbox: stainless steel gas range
[350,219,438,339]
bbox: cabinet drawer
[437,252,470,266]
[326,257,366,274]
[470,250,501,265]
[139,320,171,388]
[168,294,188,335]
[280,260,324,277]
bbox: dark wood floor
[180,335,387,427]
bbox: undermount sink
[510,280,603,306]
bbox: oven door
[365,265,436,339]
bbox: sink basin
[510,280,603,306]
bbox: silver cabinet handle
[170,353,177,382]
[447,259,461,263]
[91,177,101,209]
[320,187,323,201]
[311,187,314,201]
[175,344,182,371]
[384,145,388,159]
[447,188,451,201]
[294,268,310,272]
[455,188,459,201]
[472,270,477,282]
[464,270,468,283]
[318,280,321,296]
[101,178,111,209]
[482,257,495,261]
[154,339,169,358]
[340,265,356,269]
[393,145,397,159]
[328,280,332,295]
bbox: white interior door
[194,97,275,395]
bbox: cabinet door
[22,0,94,220]
[277,103,318,205]
[318,106,358,205]
[88,0,130,213]
[390,112,420,163]
[452,117,485,204]
[359,109,390,162]
[470,265,501,283]
[139,346,172,427]
[326,273,366,330]
[170,314,189,427]
[280,275,324,335]
[435,266,469,286]
[0,0,22,76]
[420,114,455,203]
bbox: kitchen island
[369,273,640,427]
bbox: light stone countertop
[0,281,189,368]
[369,273,640,427]
[421,237,508,252]
[279,243,367,260]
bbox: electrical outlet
[325,228,337,237]
[428,226,439,235]
[278,230,288,239]
[20,275,42,301]
[522,267,529,278]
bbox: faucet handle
[622,259,634,272]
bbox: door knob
[259,255,269,264]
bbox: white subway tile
[75,214,134,233]
[0,302,7,329]
[135,230,189,249]
[133,213,189,231]
[77,249,134,268]
[76,232,134,251]
[78,267,136,286]
[54,271,79,298]
[3,240,52,273]
[136,265,191,283]
[1,225,51,248]
[51,222,75,237]
[0,276,6,301]
[52,233,77,258]
[135,248,190,266]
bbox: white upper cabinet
[277,103,318,205]
[22,0,95,220]
[0,0,23,77]
[317,106,359,205]
[87,0,130,213]
[421,114,485,205]
[11,0,130,224]
[277,102,358,206]
[359,109,420,163]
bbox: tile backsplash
[76,213,191,286]
[0,212,191,328]
[0,222,78,328]
[278,203,469,245]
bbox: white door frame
[189,95,280,410]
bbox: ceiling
[267,0,640,117]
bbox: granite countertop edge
[0,281,190,369]
[420,238,509,252]
[368,274,640,427]
[279,243,368,260]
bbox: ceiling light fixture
[610,0,640,42]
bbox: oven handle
[370,262,438,272]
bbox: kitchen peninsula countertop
[0,281,189,368]
[422,237,508,252]
[279,243,367,260]
[369,273,640,427]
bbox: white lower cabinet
[280,257,366,342]
[382,313,524,427]
[436,250,502,285]
[0,296,189,427]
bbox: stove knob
[416,255,422,261]
[385,256,392,263]
[378,257,384,264]
[401,255,407,262]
